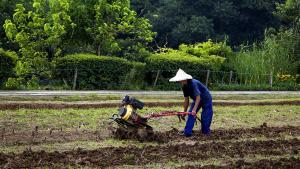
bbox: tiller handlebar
[144,111,196,119]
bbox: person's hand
[191,111,197,117]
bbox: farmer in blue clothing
[169,69,213,136]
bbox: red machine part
[144,111,196,119]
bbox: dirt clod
[260,122,268,128]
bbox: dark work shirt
[182,79,212,104]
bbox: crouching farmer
[169,69,213,137]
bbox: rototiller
[109,95,197,138]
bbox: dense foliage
[0,48,18,85]
[179,40,233,58]
[3,0,74,81]
[1,0,286,51]
[227,0,300,86]
[0,0,299,90]
[131,0,283,47]
[65,0,155,61]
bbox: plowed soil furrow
[142,125,300,142]
[178,157,300,169]
[1,126,300,146]
[1,130,102,146]
[0,139,299,168]
[0,100,299,110]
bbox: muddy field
[0,138,299,168]
[0,125,299,168]
[0,100,300,110]
[0,94,300,168]
[1,125,299,146]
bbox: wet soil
[179,157,300,169]
[0,100,299,110]
[112,125,300,143]
[2,126,300,146]
[0,139,299,168]
[1,130,102,146]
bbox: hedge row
[145,48,225,71]
[144,49,225,85]
[53,50,224,89]
[1,51,226,89]
[52,52,225,89]
[53,54,145,89]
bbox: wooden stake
[269,72,273,88]
[205,70,210,87]
[72,67,78,90]
[229,71,233,84]
[153,70,160,86]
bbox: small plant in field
[123,153,135,162]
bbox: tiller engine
[109,95,197,139]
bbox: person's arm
[184,97,189,112]
[192,95,201,114]
[177,97,189,122]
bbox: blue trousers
[184,101,213,136]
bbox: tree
[3,0,74,79]
[0,0,29,50]
[131,0,282,47]
[62,0,98,54]
[171,16,214,45]
[275,0,300,26]
[85,0,155,61]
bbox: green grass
[110,154,300,169]
[0,105,299,132]
[213,105,300,129]
[212,94,300,100]
[0,139,159,154]
[1,93,299,102]
[0,108,109,131]
[143,105,300,130]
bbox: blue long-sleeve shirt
[182,79,212,105]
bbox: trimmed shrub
[144,48,225,87]
[179,39,233,58]
[124,62,146,89]
[0,48,18,84]
[146,48,225,71]
[53,54,144,89]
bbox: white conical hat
[169,69,193,82]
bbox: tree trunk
[97,44,101,56]
[48,45,56,60]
